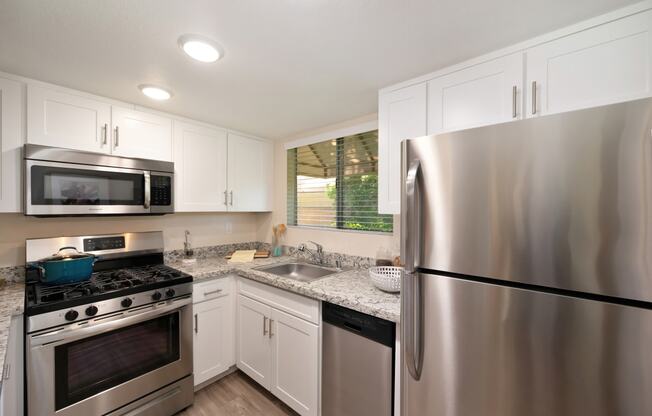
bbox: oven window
[54,312,180,410]
[31,165,144,205]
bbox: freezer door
[405,98,652,302]
[403,273,652,416]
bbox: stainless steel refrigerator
[401,98,652,416]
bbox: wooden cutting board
[225,250,270,259]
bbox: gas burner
[26,263,192,315]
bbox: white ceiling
[0,0,640,139]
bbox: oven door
[25,160,151,216]
[27,297,193,416]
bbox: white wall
[257,113,400,259]
[0,212,259,267]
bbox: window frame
[286,126,392,234]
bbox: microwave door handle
[144,171,151,209]
[402,157,424,381]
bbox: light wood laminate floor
[178,371,298,416]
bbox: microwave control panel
[151,175,172,206]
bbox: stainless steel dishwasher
[322,302,395,416]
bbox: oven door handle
[29,296,191,348]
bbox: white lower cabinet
[0,314,23,416]
[270,308,319,416]
[193,277,235,387]
[237,279,320,416]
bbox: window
[287,130,392,233]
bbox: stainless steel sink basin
[254,262,340,282]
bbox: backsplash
[284,245,376,269]
[0,266,25,283]
[164,241,271,262]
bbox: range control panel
[84,236,126,252]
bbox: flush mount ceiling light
[138,85,172,101]
[178,34,224,63]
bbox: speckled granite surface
[169,255,401,323]
[0,280,25,391]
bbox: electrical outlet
[225,222,233,234]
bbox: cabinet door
[174,122,228,212]
[111,106,172,161]
[227,133,273,212]
[0,315,23,416]
[527,9,652,117]
[27,85,111,153]
[427,52,523,134]
[193,294,235,386]
[237,295,273,389]
[0,78,23,213]
[270,309,319,416]
[378,83,427,214]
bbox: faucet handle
[308,240,323,253]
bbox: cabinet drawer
[238,278,319,324]
[193,276,232,304]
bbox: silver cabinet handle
[224,190,228,206]
[512,86,517,118]
[229,191,233,206]
[194,313,198,334]
[2,364,10,380]
[263,316,268,336]
[204,289,222,296]
[268,319,274,338]
[114,125,120,147]
[531,81,537,115]
[143,171,151,209]
[102,123,108,145]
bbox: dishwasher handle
[322,302,395,348]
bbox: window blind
[287,130,392,232]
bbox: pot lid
[39,247,94,262]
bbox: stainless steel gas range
[24,231,194,416]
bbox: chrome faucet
[297,241,325,265]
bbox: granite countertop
[169,255,401,323]
[0,280,25,392]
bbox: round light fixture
[138,85,172,101]
[178,34,223,63]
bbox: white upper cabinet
[174,122,228,212]
[227,133,273,212]
[111,106,172,161]
[428,52,523,134]
[526,9,652,117]
[378,83,427,214]
[0,77,23,213]
[27,85,111,153]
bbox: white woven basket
[369,266,402,293]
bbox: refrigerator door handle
[402,271,424,381]
[402,157,424,380]
[403,159,421,274]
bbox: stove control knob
[151,291,162,301]
[65,310,79,321]
[85,305,98,316]
[121,298,133,308]
[165,288,176,298]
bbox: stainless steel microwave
[24,144,174,216]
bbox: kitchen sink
[254,262,340,282]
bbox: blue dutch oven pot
[31,246,96,285]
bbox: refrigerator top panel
[405,97,652,302]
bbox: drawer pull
[203,288,223,296]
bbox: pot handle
[27,262,46,278]
[57,246,80,254]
